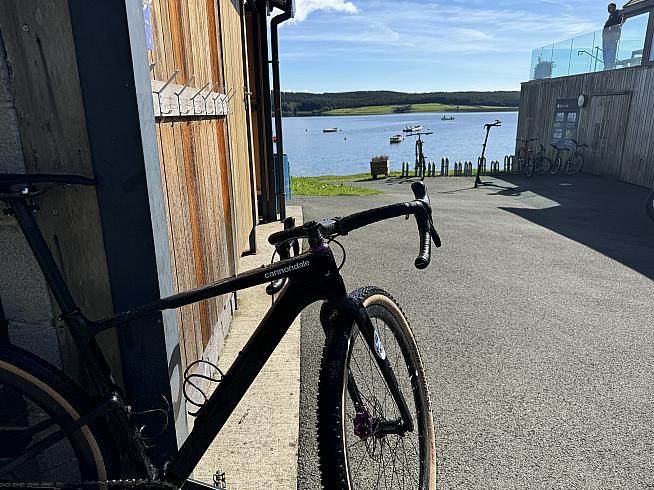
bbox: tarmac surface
[294,174,654,489]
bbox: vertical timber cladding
[517,65,654,188]
[218,0,256,251]
[149,0,247,369]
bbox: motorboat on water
[323,127,339,133]
[403,125,422,132]
[389,134,404,143]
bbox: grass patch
[322,103,518,116]
[291,176,382,196]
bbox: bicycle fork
[320,296,415,437]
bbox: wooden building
[517,0,654,188]
[0,0,292,462]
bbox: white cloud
[292,0,359,22]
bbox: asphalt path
[294,174,654,489]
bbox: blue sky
[278,0,612,92]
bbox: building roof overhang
[622,0,654,17]
[268,0,295,16]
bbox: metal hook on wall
[225,87,237,115]
[190,81,211,115]
[175,74,195,115]
[205,82,221,115]
[154,69,180,115]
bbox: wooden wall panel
[517,65,654,188]
[148,0,254,368]
[219,0,255,253]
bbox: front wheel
[565,153,584,175]
[535,156,551,175]
[549,156,562,175]
[317,287,436,490]
[521,154,535,178]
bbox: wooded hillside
[281,90,519,115]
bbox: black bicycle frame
[3,197,416,487]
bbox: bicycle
[532,143,551,175]
[551,140,587,176]
[516,138,538,178]
[0,173,440,490]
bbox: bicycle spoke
[344,313,423,490]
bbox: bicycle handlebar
[268,182,441,269]
[570,139,589,148]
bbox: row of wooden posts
[399,155,519,178]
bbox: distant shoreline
[285,105,519,117]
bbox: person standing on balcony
[603,3,624,70]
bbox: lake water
[282,111,518,177]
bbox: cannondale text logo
[264,260,310,279]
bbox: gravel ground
[294,174,654,489]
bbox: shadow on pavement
[494,173,654,280]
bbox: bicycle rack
[477,156,487,176]
[440,157,449,177]
[463,161,473,176]
[490,160,500,175]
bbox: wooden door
[581,94,631,178]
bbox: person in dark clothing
[603,3,624,70]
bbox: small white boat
[403,125,422,133]
[323,127,339,133]
[389,134,404,143]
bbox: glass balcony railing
[529,13,649,80]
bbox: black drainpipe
[256,3,277,222]
[270,8,292,221]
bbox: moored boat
[441,116,455,121]
[323,127,339,133]
[403,125,422,132]
[389,134,404,143]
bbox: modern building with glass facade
[516,0,654,187]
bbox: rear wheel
[565,153,584,175]
[646,190,654,222]
[516,147,526,174]
[318,288,436,489]
[0,345,118,486]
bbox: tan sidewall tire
[361,293,437,490]
[0,353,108,482]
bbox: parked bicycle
[550,140,587,176]
[533,143,552,175]
[0,174,440,490]
[516,138,538,178]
